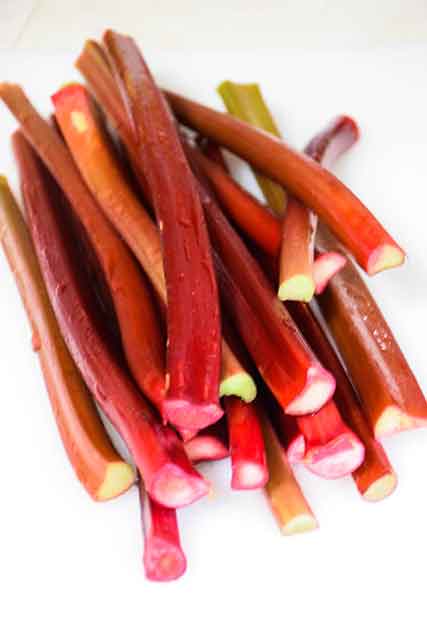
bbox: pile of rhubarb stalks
[0,30,426,582]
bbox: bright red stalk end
[313,251,347,295]
[297,400,365,479]
[166,90,405,274]
[224,398,268,490]
[13,129,208,509]
[184,420,229,463]
[103,31,222,431]
[139,482,187,582]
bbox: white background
[1,4,427,639]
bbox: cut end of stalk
[303,433,365,479]
[219,371,257,402]
[287,434,306,464]
[144,539,187,582]
[278,274,315,302]
[231,461,269,490]
[164,399,224,432]
[96,461,136,501]
[375,405,427,438]
[313,252,346,294]
[185,437,229,463]
[281,513,318,536]
[150,464,210,508]
[362,472,397,502]
[367,244,405,275]
[285,366,335,416]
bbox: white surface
[0,45,427,639]
[1,0,427,50]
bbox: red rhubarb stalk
[165,89,405,274]
[139,481,187,582]
[0,84,166,418]
[288,300,397,500]
[271,407,306,464]
[305,116,427,438]
[0,176,135,501]
[261,410,318,535]
[54,74,256,409]
[297,399,365,479]
[184,420,229,463]
[188,161,335,415]
[13,130,209,509]
[277,197,316,302]
[224,398,268,490]
[312,251,347,295]
[103,30,222,432]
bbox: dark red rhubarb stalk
[189,143,344,295]
[272,408,306,464]
[188,160,335,415]
[0,176,135,501]
[165,90,405,275]
[224,398,268,490]
[306,116,427,439]
[288,300,396,499]
[184,420,229,463]
[52,77,255,410]
[103,30,222,432]
[138,480,187,582]
[261,410,318,535]
[13,130,209,509]
[297,400,364,479]
[0,84,167,419]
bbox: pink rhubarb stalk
[184,420,229,463]
[13,129,209,509]
[224,398,268,490]
[103,30,222,432]
[139,481,187,582]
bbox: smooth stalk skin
[103,30,222,432]
[0,84,167,419]
[224,398,268,490]
[278,197,316,302]
[218,81,287,214]
[139,481,187,582]
[297,400,365,479]
[189,164,335,415]
[165,89,405,274]
[0,177,135,501]
[306,116,427,439]
[288,301,396,500]
[190,143,344,295]
[13,131,209,509]
[261,411,318,535]
[68,62,256,408]
[184,420,229,463]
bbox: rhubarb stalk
[103,30,222,432]
[13,130,209,508]
[184,420,229,463]
[224,398,268,490]
[305,116,427,438]
[0,176,135,501]
[58,66,257,406]
[288,300,397,500]
[261,410,318,535]
[166,89,405,275]
[0,84,167,418]
[139,480,187,581]
[218,81,287,214]
[188,161,335,415]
